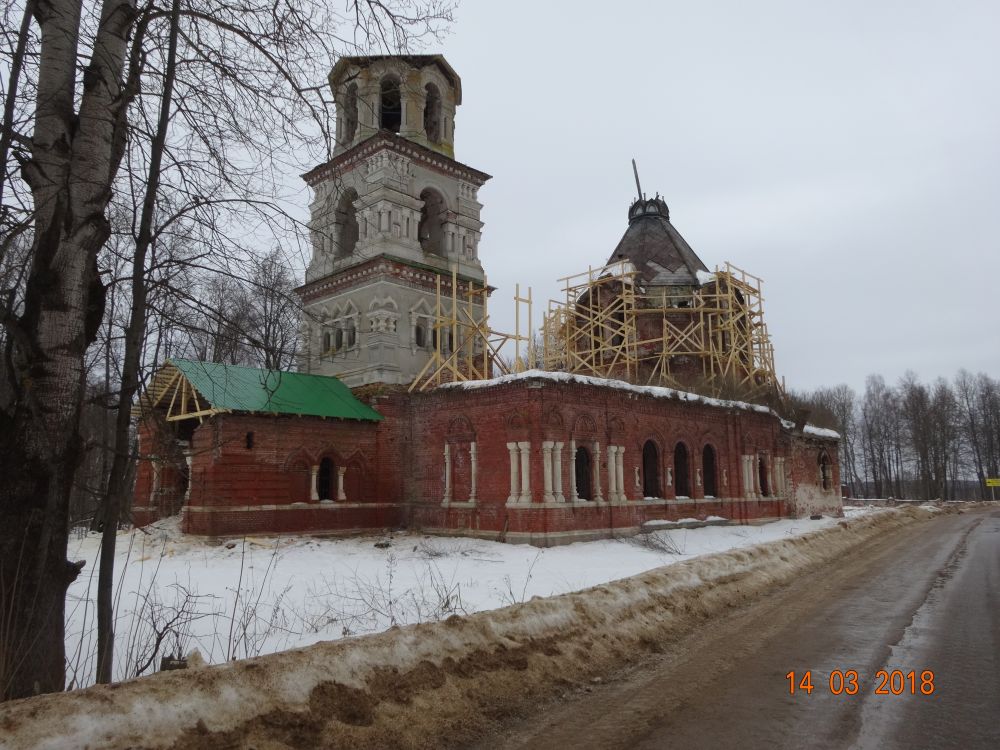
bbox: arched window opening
[335,189,359,257]
[346,322,356,348]
[379,78,402,133]
[418,189,447,256]
[334,328,344,350]
[343,83,359,143]
[424,83,442,142]
[322,331,332,353]
[758,456,770,497]
[575,446,592,501]
[703,445,718,497]
[674,443,690,497]
[414,322,425,348]
[642,440,660,498]
[317,457,334,501]
[819,452,832,491]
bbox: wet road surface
[481,508,1000,750]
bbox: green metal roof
[167,359,382,421]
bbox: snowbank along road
[480,506,1000,750]
[0,505,993,749]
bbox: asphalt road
[483,508,1000,750]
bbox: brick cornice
[302,131,492,188]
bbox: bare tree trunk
[0,0,135,700]
[95,0,180,686]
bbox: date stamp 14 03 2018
[786,670,936,696]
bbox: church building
[132,55,841,545]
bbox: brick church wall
[132,376,841,545]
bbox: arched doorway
[642,440,660,498]
[674,443,690,497]
[758,456,770,497]
[575,446,592,501]
[317,457,334,501]
[703,445,718,497]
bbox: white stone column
[553,442,565,502]
[696,468,702,488]
[666,466,673,488]
[607,445,618,502]
[310,465,320,501]
[568,439,578,501]
[150,460,161,503]
[506,442,520,503]
[518,441,532,502]
[184,453,193,501]
[593,441,603,502]
[617,447,626,502]
[443,444,453,503]
[469,442,478,503]
[542,441,555,502]
[337,466,347,501]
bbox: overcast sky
[399,0,1000,394]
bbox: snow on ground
[64,506,885,688]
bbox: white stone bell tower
[297,55,491,387]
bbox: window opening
[674,443,690,497]
[335,189,359,256]
[703,445,718,497]
[642,440,660,498]
[343,83,359,142]
[424,83,442,142]
[575,446,592,500]
[245,432,254,450]
[317,457,334,501]
[418,189,446,256]
[758,456,770,497]
[380,78,402,133]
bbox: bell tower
[297,55,491,387]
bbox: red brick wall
[132,376,839,543]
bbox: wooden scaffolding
[408,266,532,392]
[542,260,782,396]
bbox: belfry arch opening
[342,83,359,143]
[642,440,660,498]
[703,445,718,497]
[424,83,442,142]
[379,77,402,133]
[674,443,690,497]
[575,446,592,501]
[336,189,359,257]
[418,188,447,256]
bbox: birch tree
[1,0,453,700]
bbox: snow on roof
[439,370,839,439]
[695,269,717,286]
[803,425,841,440]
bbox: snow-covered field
[64,506,884,688]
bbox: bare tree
[1,0,454,700]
